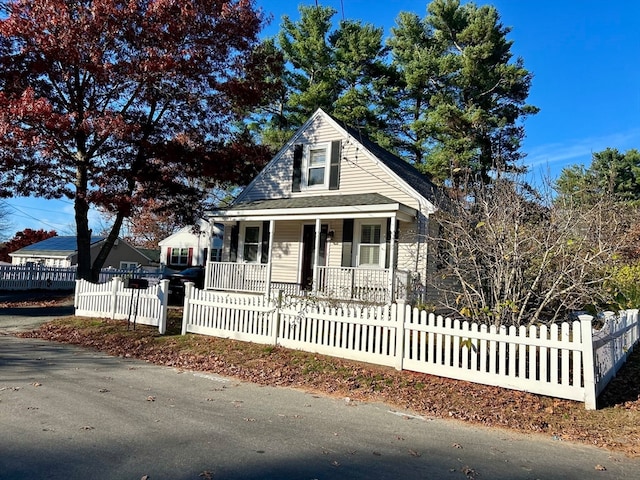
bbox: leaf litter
[16,312,640,457]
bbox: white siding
[270,221,302,284]
[237,113,422,210]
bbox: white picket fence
[0,264,163,291]
[74,278,169,333]
[0,264,77,290]
[181,285,640,409]
[592,310,639,397]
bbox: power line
[0,199,70,231]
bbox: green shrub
[605,263,640,309]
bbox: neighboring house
[206,108,442,303]
[137,248,161,267]
[9,236,153,269]
[159,219,223,271]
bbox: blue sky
[2,0,639,238]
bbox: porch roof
[208,193,416,222]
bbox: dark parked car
[163,266,205,302]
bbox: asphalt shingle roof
[232,193,401,210]
[329,115,441,204]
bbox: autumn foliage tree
[0,228,57,262]
[0,0,281,281]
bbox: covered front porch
[205,194,418,304]
[204,261,412,303]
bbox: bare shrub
[428,178,632,326]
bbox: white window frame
[170,247,189,266]
[240,222,262,263]
[354,220,386,268]
[302,143,331,190]
[120,261,139,269]
[210,248,222,262]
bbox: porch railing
[206,262,409,303]
[206,262,269,293]
[316,266,391,303]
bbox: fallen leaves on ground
[17,313,640,457]
[0,293,73,309]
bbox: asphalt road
[2,299,640,479]
[0,290,74,334]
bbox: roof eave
[209,202,415,223]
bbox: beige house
[206,109,442,303]
[9,236,153,269]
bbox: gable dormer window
[292,141,341,192]
[304,143,331,189]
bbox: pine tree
[388,0,538,189]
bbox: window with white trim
[120,261,138,269]
[242,225,261,263]
[210,248,222,262]
[304,143,331,189]
[358,223,382,267]
[170,248,189,266]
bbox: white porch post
[388,214,397,303]
[204,222,213,290]
[313,218,321,294]
[265,219,274,297]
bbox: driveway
[1,334,640,479]
[0,290,74,334]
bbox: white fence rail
[206,262,269,293]
[402,310,590,403]
[181,285,278,343]
[0,264,77,290]
[278,301,401,367]
[181,286,640,409]
[74,278,169,333]
[592,309,640,397]
[0,264,163,291]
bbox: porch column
[313,218,321,294]
[388,214,397,303]
[204,222,213,290]
[265,219,275,297]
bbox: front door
[301,224,328,290]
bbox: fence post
[74,279,81,309]
[272,290,283,345]
[181,282,193,335]
[579,314,597,410]
[110,277,122,319]
[394,300,407,371]
[27,263,35,290]
[158,279,169,334]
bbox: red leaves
[0,228,57,262]
[0,0,278,211]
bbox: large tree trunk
[75,161,92,282]
[90,211,126,282]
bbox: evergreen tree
[257,5,390,148]
[556,148,640,204]
[388,0,537,189]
